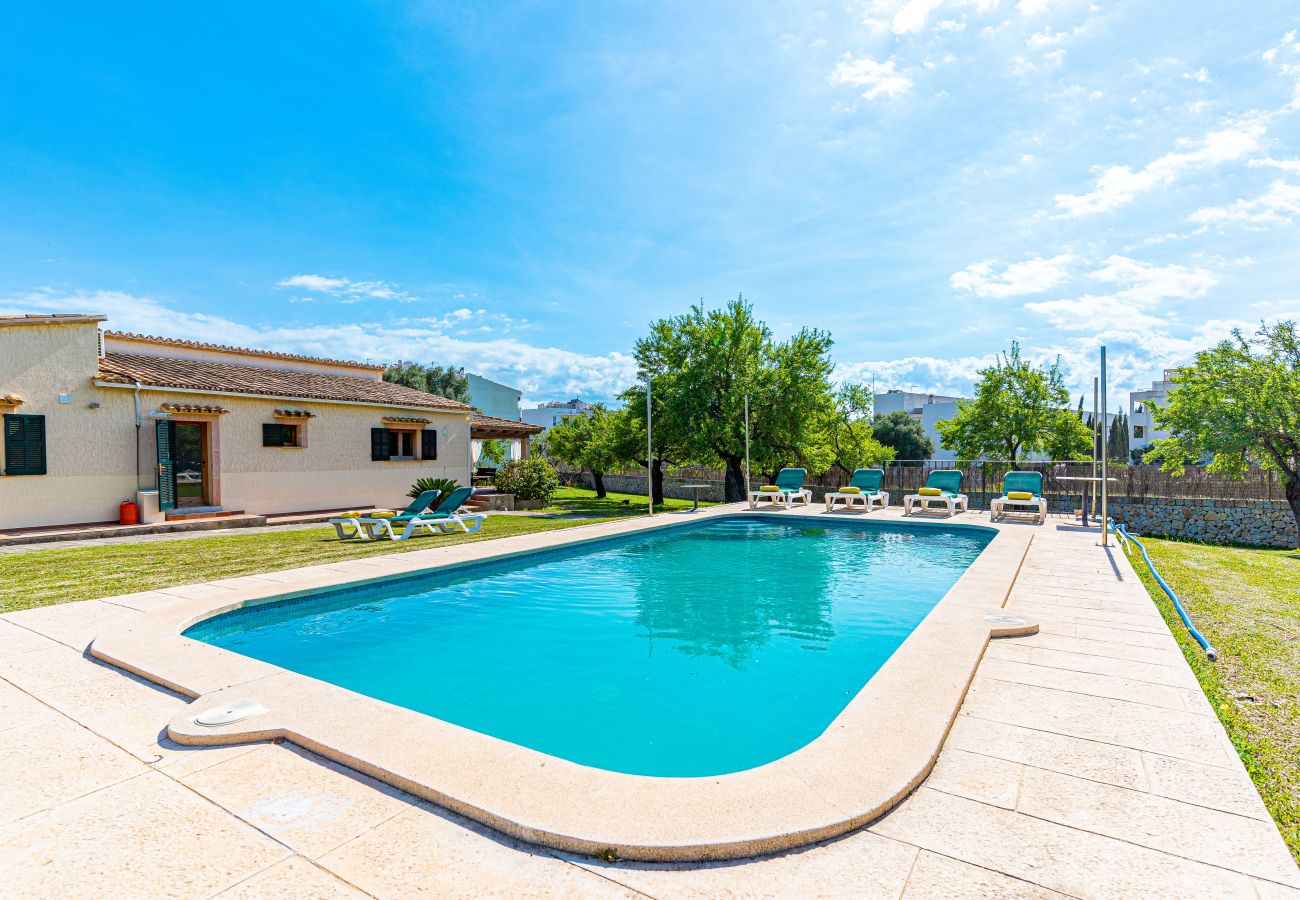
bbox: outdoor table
[682,484,710,513]
[1057,475,1118,527]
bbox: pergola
[469,412,544,460]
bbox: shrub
[495,458,558,503]
[408,477,460,501]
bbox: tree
[934,343,1092,462]
[825,384,895,473]
[545,406,619,498]
[1145,321,1300,544]
[872,411,935,464]
[633,297,836,502]
[1106,408,1129,462]
[476,439,511,468]
[382,361,471,404]
[606,388,690,506]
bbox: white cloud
[1023,255,1217,331]
[1053,117,1268,217]
[1016,0,1051,14]
[1182,67,1211,83]
[1250,157,1300,172]
[859,0,999,37]
[950,253,1076,298]
[830,54,913,100]
[1190,179,1300,228]
[1,289,639,401]
[276,274,412,302]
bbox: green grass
[0,488,684,613]
[537,485,716,516]
[1128,536,1300,861]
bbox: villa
[0,314,539,530]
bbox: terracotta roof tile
[98,352,473,411]
[103,331,385,371]
[470,413,544,436]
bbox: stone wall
[1108,497,1297,548]
[560,470,1298,548]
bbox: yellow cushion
[839,486,861,494]
[759,485,780,492]
[918,486,942,496]
[341,511,362,518]
[1007,491,1034,501]
[371,510,396,519]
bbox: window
[371,427,436,461]
[1133,402,1145,414]
[262,423,299,448]
[3,413,47,475]
[1133,425,1146,439]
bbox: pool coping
[89,503,1038,862]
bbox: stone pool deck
[1,504,1296,898]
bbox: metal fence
[559,461,1285,510]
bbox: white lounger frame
[902,493,969,517]
[748,489,813,510]
[824,490,889,513]
[990,495,1047,524]
[329,512,487,541]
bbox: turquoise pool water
[185,516,991,776]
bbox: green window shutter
[156,420,175,510]
[421,429,437,460]
[3,414,47,476]
[371,427,388,461]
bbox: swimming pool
[184,516,991,777]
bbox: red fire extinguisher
[119,500,139,526]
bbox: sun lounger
[824,468,888,512]
[329,489,442,540]
[990,471,1047,524]
[363,486,485,540]
[903,470,968,517]
[748,468,813,509]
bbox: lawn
[1130,536,1300,861]
[0,488,704,614]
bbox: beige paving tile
[1071,621,1181,650]
[0,714,142,824]
[1255,878,1300,899]
[871,787,1256,899]
[0,675,59,733]
[182,743,415,859]
[217,856,367,898]
[34,668,182,721]
[960,677,1233,766]
[924,747,1023,809]
[99,589,190,612]
[573,829,918,899]
[946,715,1147,791]
[984,640,1197,688]
[1014,631,1184,666]
[83,693,190,759]
[901,850,1070,899]
[1142,752,1272,821]
[149,736,265,777]
[0,770,289,898]
[0,619,61,658]
[320,802,642,899]
[1016,766,1298,885]
[978,656,1189,711]
[2,599,138,651]
[0,643,110,692]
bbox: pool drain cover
[984,613,1028,626]
[192,699,268,727]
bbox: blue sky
[3,2,1299,407]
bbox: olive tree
[1146,321,1300,544]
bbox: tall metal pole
[744,394,751,498]
[1100,346,1109,547]
[1092,377,1099,518]
[646,377,653,516]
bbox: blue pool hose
[1112,521,1217,661]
